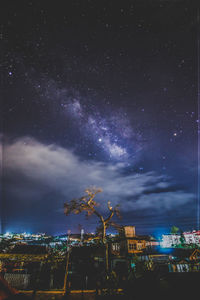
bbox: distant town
[1,227,200,250]
[0,226,200,299]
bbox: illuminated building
[161,230,200,248]
[110,226,157,256]
[161,234,181,248]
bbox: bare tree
[64,187,120,272]
[64,187,120,244]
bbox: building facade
[161,230,200,248]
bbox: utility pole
[63,230,71,296]
[81,228,84,243]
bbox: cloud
[2,136,195,217]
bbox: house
[110,226,157,256]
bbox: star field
[2,0,199,234]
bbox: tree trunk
[101,221,109,273]
[105,242,109,273]
[102,221,106,243]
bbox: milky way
[66,98,140,161]
[31,77,144,163]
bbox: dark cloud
[2,136,195,233]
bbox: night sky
[2,0,199,236]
